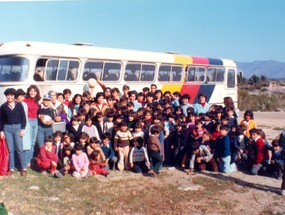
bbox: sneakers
[7,170,14,176]
[20,170,27,177]
[85,172,93,178]
[281,189,285,196]
[54,171,64,178]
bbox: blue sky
[0,0,284,62]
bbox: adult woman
[69,93,82,117]
[24,85,41,165]
[0,88,27,176]
[193,93,211,115]
[93,92,108,115]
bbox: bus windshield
[0,57,29,82]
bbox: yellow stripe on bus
[161,84,183,93]
[173,55,193,65]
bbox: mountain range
[236,60,285,79]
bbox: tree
[260,75,267,82]
[250,75,261,84]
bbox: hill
[237,60,285,79]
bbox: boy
[114,122,133,171]
[129,137,151,173]
[249,128,269,175]
[100,133,118,170]
[147,125,163,174]
[215,125,237,173]
[188,141,218,175]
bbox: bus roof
[0,41,235,66]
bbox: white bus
[0,41,237,105]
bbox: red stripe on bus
[180,84,201,104]
[191,57,209,65]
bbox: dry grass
[0,169,284,215]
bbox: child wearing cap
[36,93,55,151]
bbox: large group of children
[0,81,284,195]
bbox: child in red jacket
[35,135,58,174]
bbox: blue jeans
[37,125,52,148]
[219,156,237,173]
[27,119,38,162]
[4,124,27,170]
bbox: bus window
[67,61,79,80]
[216,68,225,82]
[186,67,195,82]
[227,69,235,88]
[46,60,59,80]
[195,67,205,82]
[207,68,216,82]
[124,63,140,81]
[103,62,121,81]
[207,67,224,82]
[158,65,171,82]
[34,58,48,81]
[140,64,155,81]
[0,57,28,82]
[83,61,103,81]
[57,60,68,80]
[171,66,182,81]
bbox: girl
[87,150,109,177]
[24,85,41,165]
[93,92,108,115]
[0,88,27,176]
[35,135,58,175]
[62,132,75,149]
[240,110,257,138]
[72,144,89,178]
[69,93,82,117]
[54,144,73,178]
[81,115,100,140]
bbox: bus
[0,41,237,106]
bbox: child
[100,133,118,170]
[54,144,73,178]
[37,94,55,149]
[249,128,269,175]
[129,137,151,173]
[62,132,75,148]
[172,122,189,167]
[147,125,163,174]
[240,110,257,138]
[103,111,115,135]
[127,111,137,132]
[88,151,110,177]
[35,135,58,175]
[93,112,104,139]
[65,115,83,142]
[72,144,89,178]
[132,122,144,138]
[77,132,89,152]
[215,125,237,173]
[188,141,218,175]
[114,121,133,171]
[81,115,100,140]
[87,137,106,162]
[270,139,284,179]
[53,131,63,167]
[192,119,205,141]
